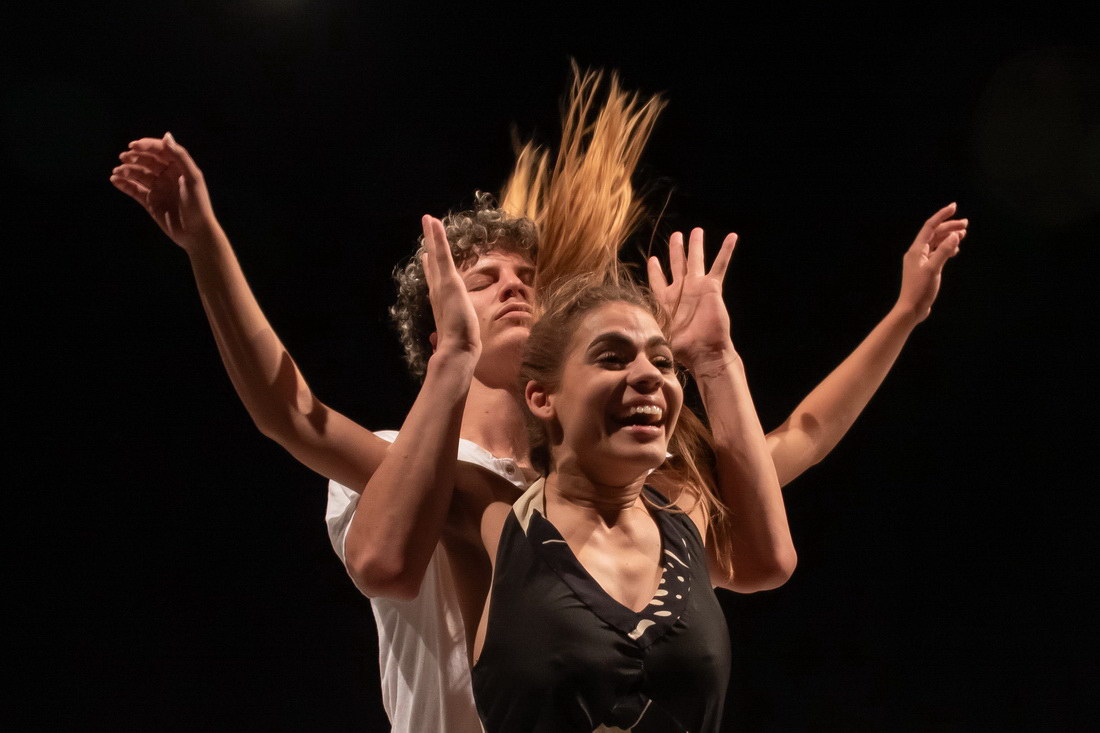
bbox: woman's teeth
[625,405,663,424]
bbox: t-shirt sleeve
[324,430,399,565]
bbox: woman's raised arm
[342,216,487,599]
[764,203,966,486]
[649,229,796,593]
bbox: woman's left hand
[647,228,738,372]
[896,203,967,323]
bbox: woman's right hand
[420,216,482,362]
[110,132,221,252]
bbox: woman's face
[533,301,683,486]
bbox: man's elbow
[251,408,296,445]
[251,394,325,447]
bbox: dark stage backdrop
[9,4,1096,730]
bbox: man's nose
[499,272,531,301]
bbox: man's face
[456,250,536,382]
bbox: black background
[8,3,1097,730]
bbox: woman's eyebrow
[647,335,672,350]
[587,332,671,350]
[587,331,631,349]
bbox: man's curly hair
[390,192,538,380]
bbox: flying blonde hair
[500,61,666,293]
[392,65,662,378]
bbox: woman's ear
[525,380,554,420]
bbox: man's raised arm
[112,133,389,490]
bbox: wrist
[427,346,481,376]
[421,351,478,405]
[183,223,230,258]
[887,302,923,330]
[683,342,741,379]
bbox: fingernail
[164,131,175,143]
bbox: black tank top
[472,479,731,732]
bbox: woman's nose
[627,358,663,393]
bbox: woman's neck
[544,470,649,528]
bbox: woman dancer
[412,219,792,729]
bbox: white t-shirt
[325,431,530,733]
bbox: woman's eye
[596,352,626,366]
[466,279,491,292]
[653,357,675,372]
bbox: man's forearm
[187,229,388,489]
[188,228,317,431]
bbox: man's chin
[474,343,525,387]
[483,328,530,357]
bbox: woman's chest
[571,526,665,613]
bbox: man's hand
[110,132,221,252]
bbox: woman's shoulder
[645,471,696,511]
[646,472,709,544]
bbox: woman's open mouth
[612,404,665,438]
